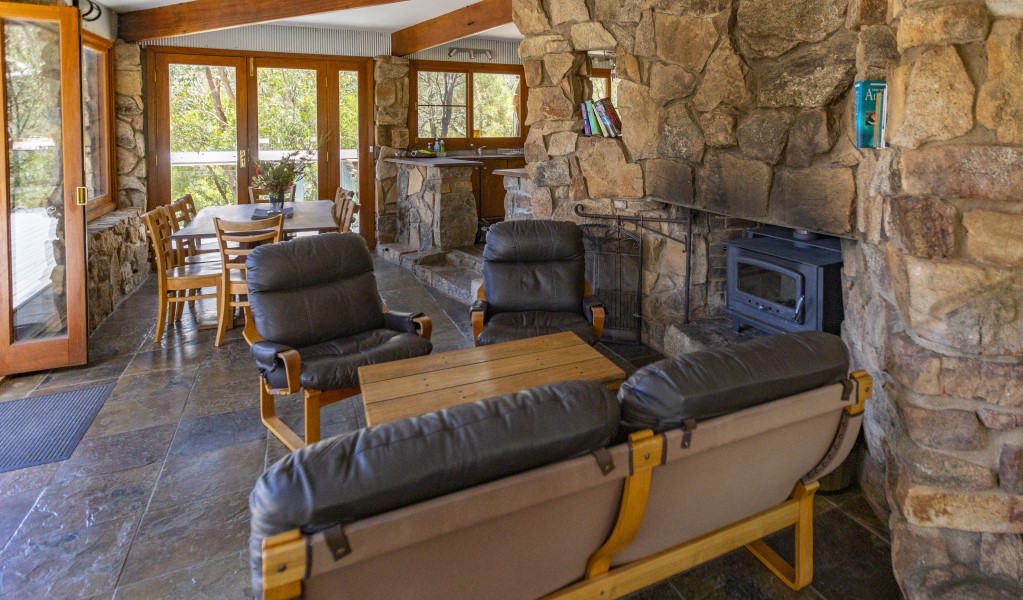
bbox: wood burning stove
[725,227,844,335]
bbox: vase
[269,191,284,213]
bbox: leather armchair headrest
[484,220,585,262]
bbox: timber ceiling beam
[118,0,403,43]
[390,0,513,56]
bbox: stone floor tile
[0,516,136,599]
[113,550,251,600]
[9,463,160,547]
[168,408,265,459]
[118,489,250,585]
[36,355,133,392]
[670,548,819,599]
[0,373,46,403]
[826,487,891,543]
[264,436,292,470]
[149,439,266,513]
[0,462,59,498]
[106,371,197,404]
[0,490,39,550]
[84,391,188,440]
[623,581,686,600]
[180,380,259,420]
[765,509,901,600]
[122,340,212,377]
[54,423,176,485]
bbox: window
[82,32,114,219]
[590,68,618,107]
[411,61,527,150]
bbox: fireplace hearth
[725,227,844,335]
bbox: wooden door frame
[145,46,376,246]
[0,2,87,375]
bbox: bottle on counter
[439,140,446,156]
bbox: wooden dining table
[169,200,337,242]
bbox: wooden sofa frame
[244,306,432,451]
[259,371,872,599]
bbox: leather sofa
[250,332,872,599]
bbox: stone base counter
[494,167,549,221]
[388,157,483,251]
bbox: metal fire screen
[580,224,643,343]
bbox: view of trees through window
[590,76,619,106]
[169,62,361,209]
[473,73,520,138]
[169,64,240,209]
[416,69,522,140]
[82,46,108,202]
[417,71,466,139]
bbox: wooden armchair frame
[213,215,285,347]
[244,308,433,452]
[260,371,872,600]
[471,281,606,347]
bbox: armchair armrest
[384,310,433,341]
[252,341,302,394]
[470,299,488,347]
[584,295,606,342]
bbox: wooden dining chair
[168,194,217,262]
[248,186,296,204]
[332,187,357,233]
[213,215,285,347]
[143,205,222,343]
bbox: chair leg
[154,289,168,342]
[304,390,322,446]
[260,380,306,452]
[215,283,230,348]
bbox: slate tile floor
[0,259,901,599]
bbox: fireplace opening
[725,226,844,335]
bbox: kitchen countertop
[493,167,528,177]
[385,157,484,167]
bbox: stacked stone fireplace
[501,0,1023,596]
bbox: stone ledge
[87,208,143,236]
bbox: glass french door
[152,53,248,210]
[0,3,86,375]
[151,50,374,239]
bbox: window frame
[409,60,528,151]
[81,31,115,222]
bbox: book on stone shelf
[585,100,605,136]
[593,100,618,137]
[854,80,886,148]
[875,88,890,149]
[580,103,592,136]
[597,98,622,132]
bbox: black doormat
[0,383,115,473]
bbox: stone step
[662,317,764,357]
[377,243,417,265]
[444,247,484,273]
[413,265,482,304]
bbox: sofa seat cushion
[618,331,849,436]
[478,311,596,346]
[249,379,620,587]
[260,329,433,391]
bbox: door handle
[76,187,88,206]
[240,149,247,168]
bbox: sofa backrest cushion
[618,332,849,435]
[482,220,585,315]
[250,379,620,560]
[246,232,385,348]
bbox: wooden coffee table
[358,332,626,426]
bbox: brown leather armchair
[471,220,605,346]
[245,233,432,450]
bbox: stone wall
[86,210,150,332]
[503,172,544,219]
[842,1,1023,596]
[113,41,147,210]
[374,56,411,244]
[513,0,869,347]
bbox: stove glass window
[738,262,798,308]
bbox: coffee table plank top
[359,332,625,426]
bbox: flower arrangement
[252,151,310,197]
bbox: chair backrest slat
[215,216,285,280]
[333,187,357,233]
[143,205,178,276]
